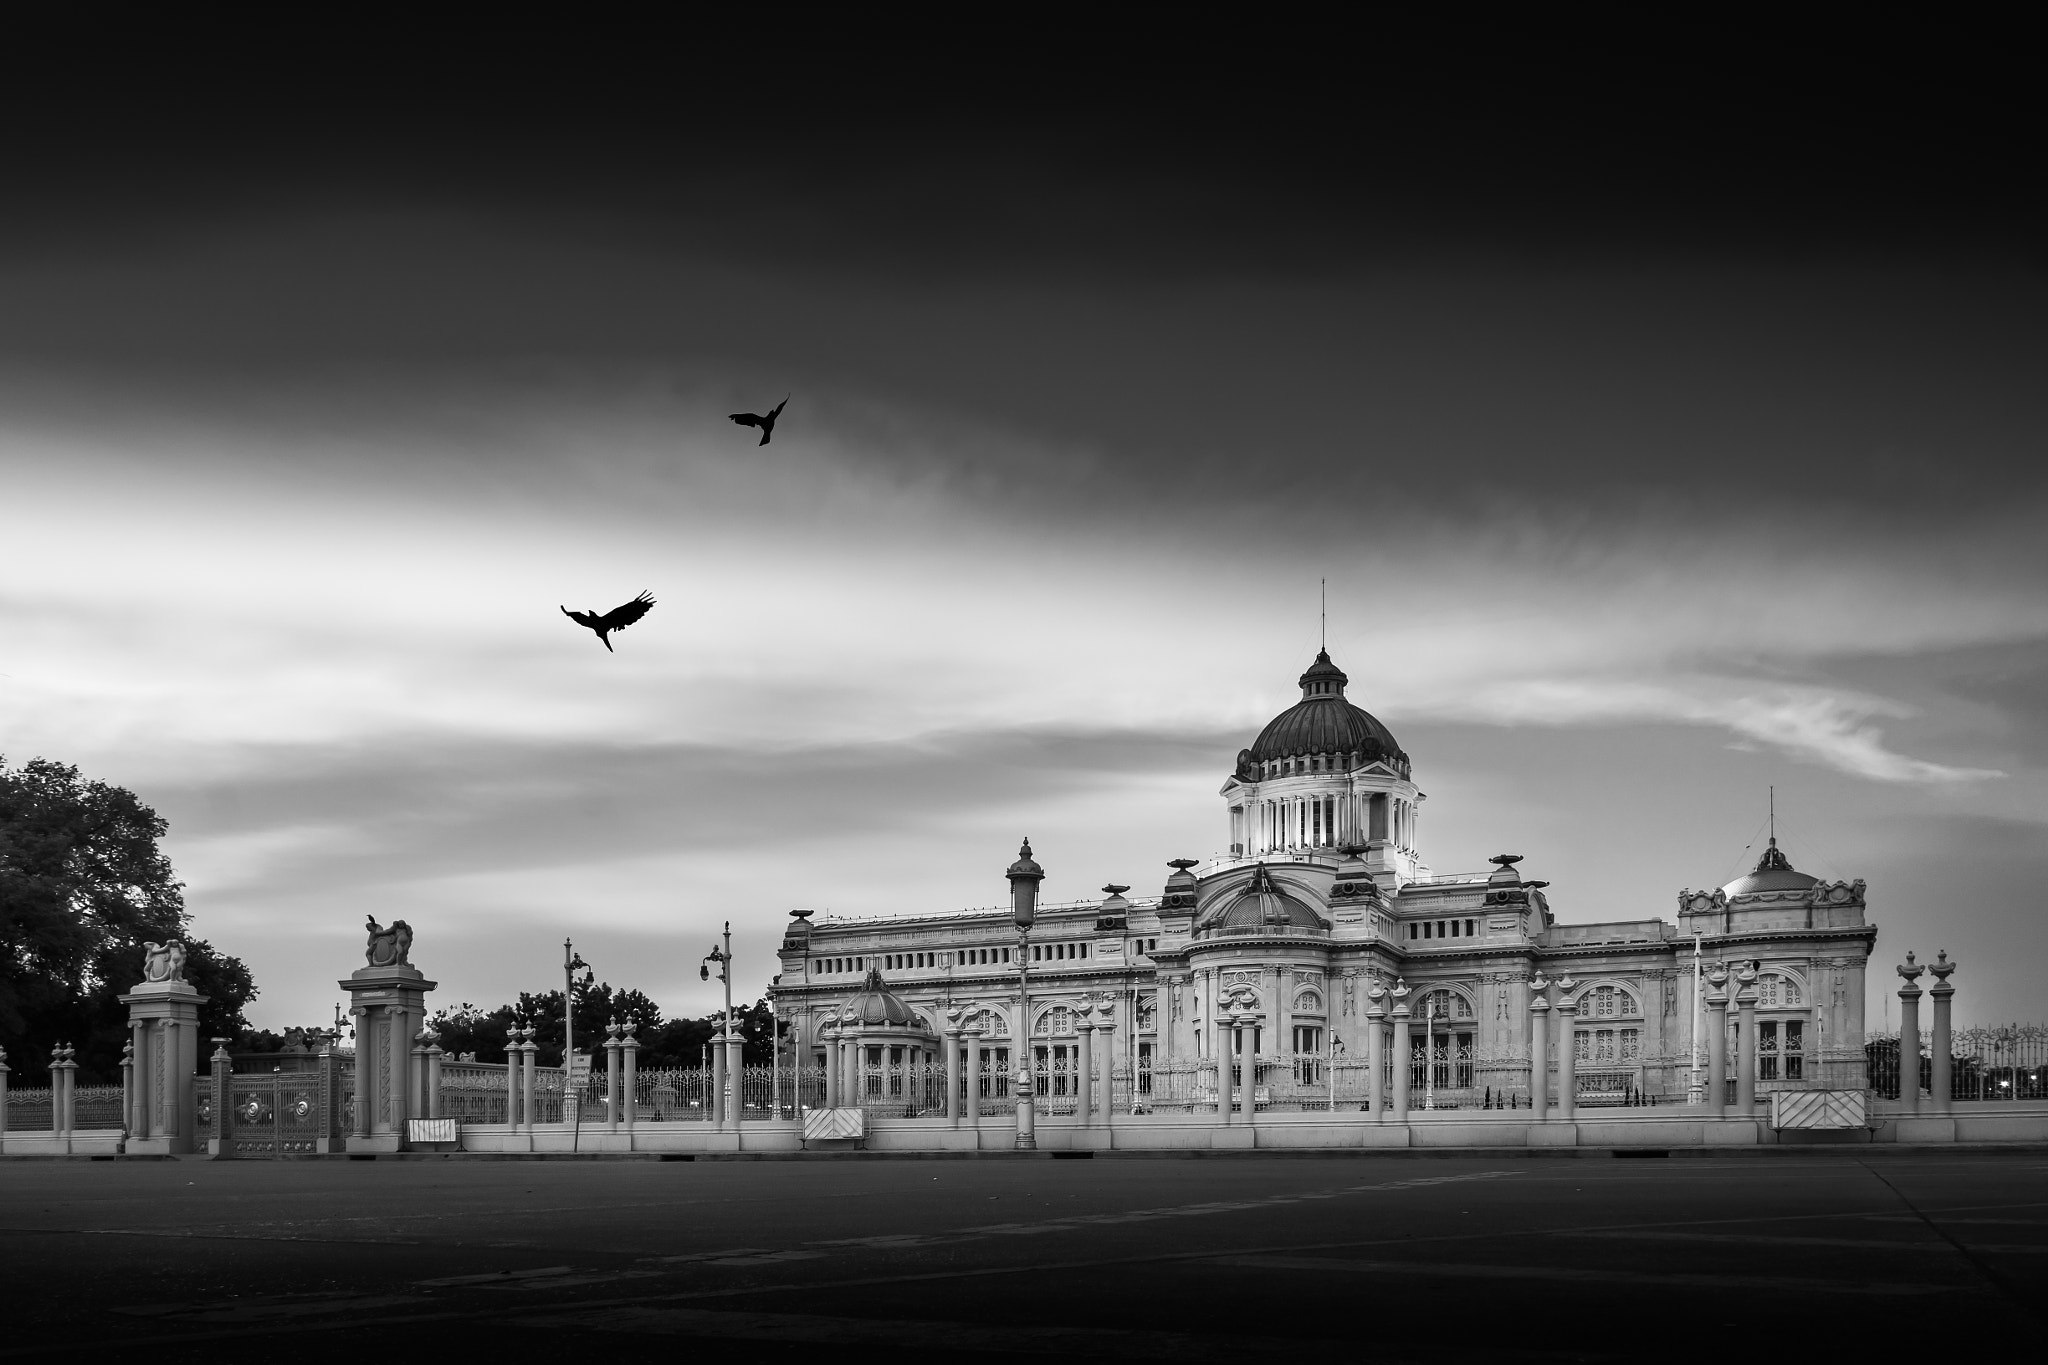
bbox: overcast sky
[4,29,2043,1027]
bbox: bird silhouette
[729,395,789,446]
[560,591,655,652]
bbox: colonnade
[1233,790,1417,855]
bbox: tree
[0,756,256,1084]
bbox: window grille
[1420,989,1471,1020]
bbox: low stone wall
[440,1101,2048,1155]
[0,1129,126,1156]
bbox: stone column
[1928,952,1956,1114]
[1896,953,1925,1114]
[1705,966,1729,1116]
[385,1003,410,1136]
[119,1040,135,1140]
[351,1008,374,1138]
[411,1030,431,1123]
[1076,1005,1095,1128]
[520,1029,538,1133]
[51,1045,72,1136]
[129,1021,149,1139]
[1734,965,1760,1116]
[1227,1016,1245,1124]
[1390,980,1412,1122]
[711,1029,728,1129]
[1095,1001,1116,1121]
[425,1037,444,1121]
[1364,983,1386,1119]
[965,1023,982,1124]
[728,1031,746,1128]
[1529,975,1550,1121]
[621,1024,639,1134]
[943,1025,961,1127]
[206,1040,230,1156]
[1554,979,1579,1121]
[605,1024,622,1134]
[822,1024,840,1108]
[505,1025,521,1130]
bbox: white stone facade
[772,650,1878,1108]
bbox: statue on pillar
[141,940,188,984]
[364,917,414,968]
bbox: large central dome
[1242,650,1408,774]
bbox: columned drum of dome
[1220,649,1428,888]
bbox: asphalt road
[2,1150,2044,1362]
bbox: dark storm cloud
[4,24,2043,536]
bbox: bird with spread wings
[729,395,789,446]
[560,591,655,652]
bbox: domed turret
[1721,838,1820,899]
[1243,650,1408,776]
[842,967,925,1028]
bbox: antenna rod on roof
[1770,785,1775,842]
[1321,577,1326,651]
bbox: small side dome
[1214,864,1327,932]
[1721,838,1820,898]
[842,967,928,1029]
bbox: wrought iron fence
[439,1061,512,1125]
[72,1085,125,1128]
[3,1087,53,1131]
[1867,1025,2048,1101]
[1126,1060,1220,1115]
[857,1063,949,1117]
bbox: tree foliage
[425,986,780,1070]
[0,756,257,1084]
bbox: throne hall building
[772,650,1878,1107]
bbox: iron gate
[222,1071,338,1157]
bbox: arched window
[1136,995,1157,1032]
[1035,1005,1073,1036]
[1758,974,1803,1008]
[1582,985,1639,1019]
[1294,990,1325,1015]
[1418,988,1473,1021]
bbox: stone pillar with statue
[340,917,436,1154]
[120,939,209,1156]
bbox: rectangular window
[1785,1021,1804,1080]
[1758,1020,1779,1080]
[1466,920,1475,936]
[1138,1042,1155,1095]
[1408,924,1418,940]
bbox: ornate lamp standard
[563,938,589,1125]
[701,922,736,1127]
[1007,838,1044,1150]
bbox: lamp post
[701,922,736,1126]
[768,974,782,1121]
[564,938,589,1122]
[1007,838,1044,1150]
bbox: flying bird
[560,591,655,653]
[729,395,789,446]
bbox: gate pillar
[119,944,210,1156]
[340,918,436,1154]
